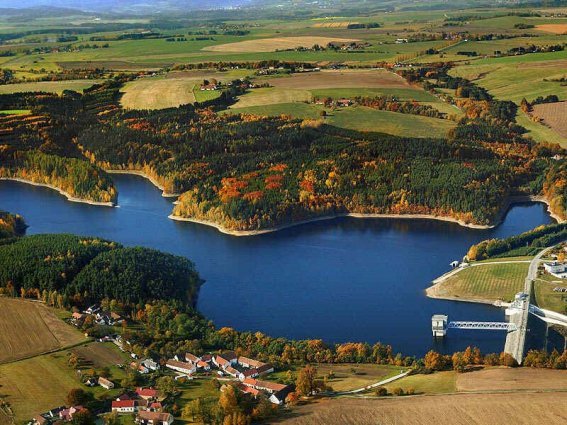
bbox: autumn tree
[296,365,318,396]
[66,388,89,406]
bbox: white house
[544,261,567,278]
[213,352,237,369]
[141,359,160,371]
[112,400,136,413]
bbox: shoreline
[168,196,562,237]
[425,283,506,307]
[0,177,115,207]
[106,169,181,198]
[168,211,497,237]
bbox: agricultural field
[315,364,401,392]
[536,24,567,34]
[533,277,567,314]
[383,371,457,395]
[264,70,410,90]
[225,103,455,138]
[0,344,127,423]
[456,367,567,392]
[450,59,567,103]
[0,110,30,115]
[427,261,530,303]
[516,111,567,147]
[281,392,567,425]
[120,69,250,109]
[203,36,360,53]
[0,80,103,95]
[531,101,567,138]
[0,298,85,364]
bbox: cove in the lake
[0,174,557,356]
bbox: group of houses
[111,387,172,425]
[314,97,353,107]
[165,351,292,404]
[70,304,124,327]
[32,406,87,425]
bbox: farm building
[165,359,196,375]
[98,377,115,389]
[136,387,158,400]
[136,411,174,425]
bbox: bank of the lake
[0,174,556,356]
[0,178,115,207]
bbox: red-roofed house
[112,400,136,413]
[238,368,259,381]
[185,352,200,363]
[59,406,85,421]
[197,360,211,371]
[136,387,158,400]
[213,352,237,369]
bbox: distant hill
[1,0,254,15]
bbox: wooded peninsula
[1,66,565,233]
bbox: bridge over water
[434,244,567,364]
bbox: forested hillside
[0,210,26,239]
[0,234,201,305]
[1,73,565,232]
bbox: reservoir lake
[0,174,555,356]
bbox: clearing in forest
[203,36,359,52]
[0,297,85,364]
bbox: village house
[98,377,115,390]
[111,400,136,413]
[185,352,200,363]
[224,365,240,378]
[269,387,293,405]
[141,358,160,371]
[197,360,211,371]
[238,368,259,381]
[136,411,174,425]
[32,407,66,425]
[256,363,275,375]
[236,383,260,398]
[237,356,264,369]
[213,352,237,369]
[201,354,213,363]
[336,98,352,107]
[59,406,85,421]
[166,359,196,375]
[136,387,158,401]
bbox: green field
[383,371,457,395]
[534,274,567,314]
[450,60,567,103]
[315,364,401,392]
[430,261,530,302]
[225,103,455,138]
[0,343,128,423]
[0,109,30,115]
[516,111,567,147]
[0,80,103,94]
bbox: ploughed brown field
[203,36,359,52]
[535,24,567,34]
[283,393,567,425]
[267,69,410,89]
[532,101,567,138]
[457,366,567,391]
[0,298,85,364]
